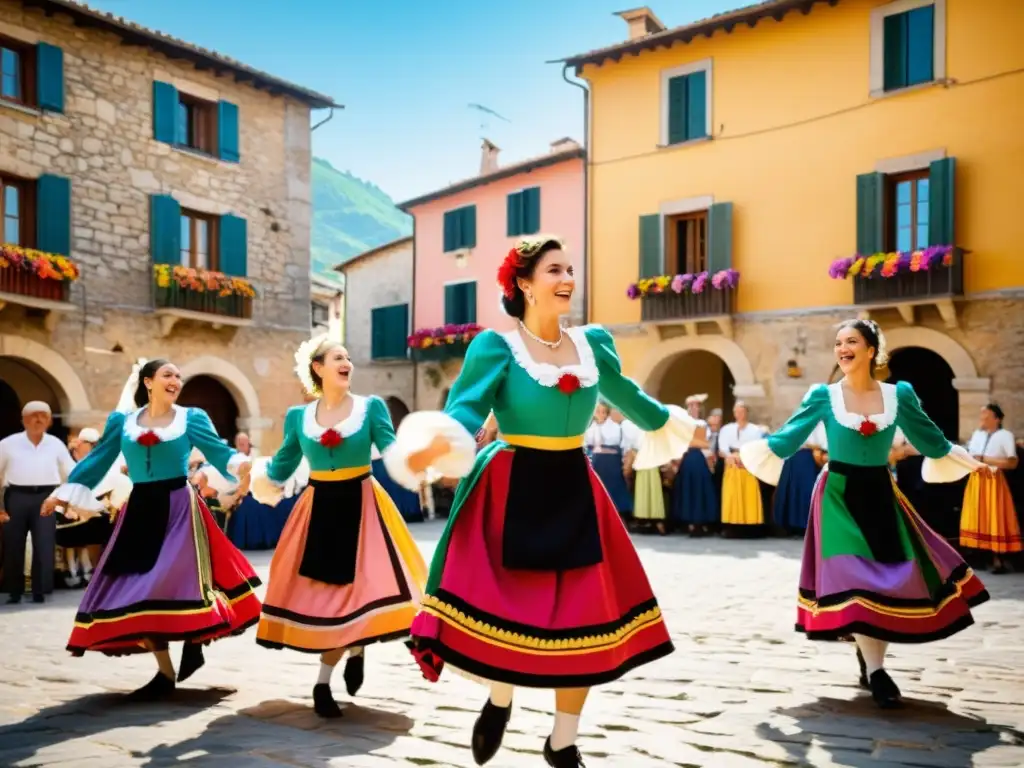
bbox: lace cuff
[249,456,286,506]
[738,439,785,486]
[633,406,698,470]
[383,411,477,491]
[49,483,106,513]
[922,444,991,483]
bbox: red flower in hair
[137,431,161,448]
[497,247,523,300]
[320,429,343,448]
[858,419,878,437]
[557,373,581,395]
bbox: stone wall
[0,4,315,450]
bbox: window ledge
[154,306,253,337]
[171,145,232,166]
[0,100,41,119]
[657,136,713,152]
[870,79,944,101]
[0,290,75,331]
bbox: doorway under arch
[385,396,410,427]
[179,375,240,444]
[0,357,69,441]
[655,349,736,416]
[886,347,958,441]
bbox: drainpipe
[409,214,418,410]
[561,63,590,324]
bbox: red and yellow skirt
[960,470,1022,553]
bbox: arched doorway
[655,350,736,416]
[385,396,410,427]
[886,347,958,441]
[0,357,69,441]
[178,375,240,444]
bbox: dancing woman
[42,359,262,700]
[739,319,990,708]
[382,236,698,767]
[251,337,428,718]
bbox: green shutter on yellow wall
[638,214,661,278]
[707,202,733,273]
[856,172,885,255]
[927,157,955,246]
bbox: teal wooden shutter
[219,214,247,275]
[463,281,477,323]
[856,172,885,254]
[149,194,181,264]
[928,157,955,246]
[152,81,179,143]
[394,304,409,357]
[371,307,385,359]
[707,202,733,273]
[35,43,64,113]
[686,72,707,140]
[443,211,455,251]
[883,12,908,91]
[36,175,71,256]
[522,187,541,234]
[667,76,687,145]
[906,5,934,86]
[463,206,477,248]
[638,214,661,278]
[217,100,240,162]
[444,283,457,324]
[507,192,523,237]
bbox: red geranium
[557,373,581,395]
[858,419,878,437]
[320,428,343,449]
[137,430,161,448]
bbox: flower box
[828,246,964,305]
[0,244,79,302]
[153,265,255,320]
[627,269,739,323]
[408,323,482,362]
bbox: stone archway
[178,355,264,446]
[635,335,765,400]
[0,335,92,425]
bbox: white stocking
[80,549,93,574]
[489,682,513,708]
[65,549,79,576]
[854,634,888,675]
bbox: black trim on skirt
[298,474,368,586]
[827,461,906,564]
[102,476,187,576]
[502,446,601,571]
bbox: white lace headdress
[294,334,339,397]
[114,358,148,414]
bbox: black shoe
[544,737,586,767]
[856,648,869,689]
[125,671,176,702]
[5,594,21,605]
[177,642,205,683]
[471,700,511,765]
[868,669,903,709]
[344,653,364,696]
[32,594,44,604]
[313,683,343,718]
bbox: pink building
[399,138,585,408]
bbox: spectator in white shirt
[0,401,75,603]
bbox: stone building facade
[337,236,415,423]
[0,0,336,449]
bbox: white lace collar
[828,381,898,432]
[500,326,599,388]
[302,395,368,439]
[124,405,188,441]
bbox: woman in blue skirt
[585,402,633,517]
[772,421,826,534]
[672,394,718,535]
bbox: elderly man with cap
[0,401,75,603]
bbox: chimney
[615,7,667,41]
[480,139,500,175]
[550,137,581,153]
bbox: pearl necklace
[519,320,563,349]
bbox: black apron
[102,476,186,576]
[298,474,368,586]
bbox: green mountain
[311,157,413,284]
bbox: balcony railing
[853,248,965,305]
[152,265,256,335]
[0,267,71,303]
[154,283,254,319]
[640,287,735,322]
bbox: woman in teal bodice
[739,319,990,709]
[251,336,427,719]
[42,359,261,701]
[382,236,699,768]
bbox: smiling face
[312,344,353,396]
[22,409,51,439]
[980,406,1000,432]
[145,363,182,406]
[835,326,874,376]
[518,247,574,318]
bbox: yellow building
[564,0,1024,439]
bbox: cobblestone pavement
[1,523,1023,767]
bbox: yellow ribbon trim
[310,466,371,481]
[798,567,978,618]
[502,434,584,450]
[419,594,663,654]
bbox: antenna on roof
[468,103,510,136]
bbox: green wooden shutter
[638,214,661,278]
[856,172,885,254]
[381,304,408,357]
[217,100,240,162]
[906,5,934,86]
[685,72,707,140]
[883,12,908,91]
[219,214,247,276]
[444,283,458,324]
[35,43,64,113]
[667,76,687,145]
[463,206,477,248]
[149,194,181,264]
[522,187,541,234]
[152,81,179,143]
[370,307,385,359]
[507,192,523,237]
[463,281,477,323]
[36,175,71,256]
[707,202,734,273]
[928,157,955,246]
[443,210,456,252]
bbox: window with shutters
[871,0,944,95]
[311,301,329,328]
[180,209,219,270]
[660,59,711,147]
[0,173,32,247]
[444,281,477,325]
[507,187,541,237]
[177,92,217,155]
[0,37,33,107]
[886,170,929,252]
[443,205,477,252]
[371,303,409,360]
[665,211,707,275]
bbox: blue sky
[86,0,739,202]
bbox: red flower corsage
[137,430,160,448]
[557,373,581,395]
[320,429,343,449]
[858,419,878,437]
[497,246,523,300]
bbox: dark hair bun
[133,358,170,407]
